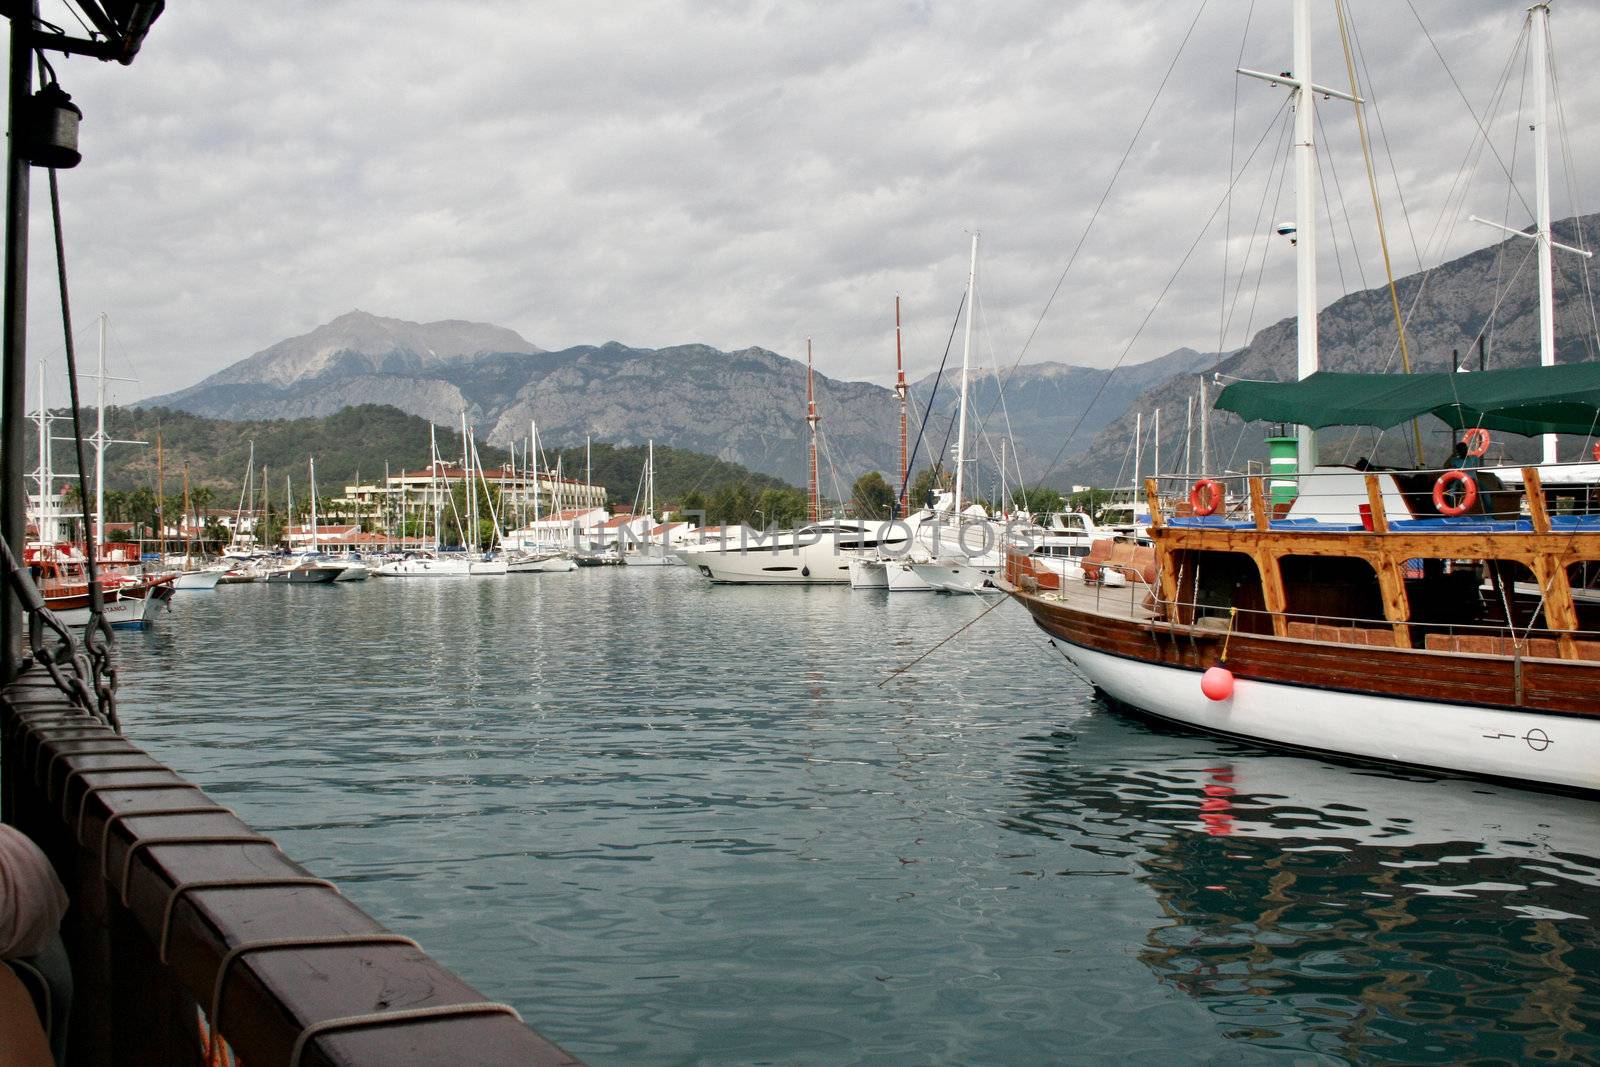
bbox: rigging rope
[45,162,118,727]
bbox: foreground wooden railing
[2,668,581,1067]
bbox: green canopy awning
[1214,364,1600,437]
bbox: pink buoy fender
[1200,666,1235,702]
[1432,469,1478,517]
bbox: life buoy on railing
[1189,478,1224,517]
[1433,469,1478,516]
[1463,427,1491,458]
[1591,441,1600,463]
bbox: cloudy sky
[22,0,1600,405]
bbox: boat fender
[1189,478,1224,517]
[1200,666,1234,701]
[1462,427,1491,458]
[1432,469,1478,517]
[801,566,810,577]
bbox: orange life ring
[1433,469,1478,517]
[1462,427,1491,458]
[1592,441,1600,463]
[1189,478,1224,517]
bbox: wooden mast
[155,430,164,555]
[895,295,908,514]
[807,338,820,523]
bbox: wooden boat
[1005,461,1600,794]
[25,544,174,629]
[1008,2,1600,794]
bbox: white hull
[622,553,675,567]
[50,590,158,629]
[332,562,370,581]
[506,553,577,573]
[910,559,1002,594]
[1059,639,1600,793]
[468,559,509,575]
[374,557,471,578]
[884,559,932,592]
[686,540,853,584]
[848,556,888,589]
[170,570,224,591]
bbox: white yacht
[373,551,472,578]
[684,519,916,585]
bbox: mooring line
[878,595,1010,688]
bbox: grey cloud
[22,0,1600,411]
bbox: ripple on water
[114,569,1600,1066]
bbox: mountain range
[143,210,1600,491]
[143,309,1217,488]
[1071,211,1600,484]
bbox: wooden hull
[1010,584,1600,793]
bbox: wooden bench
[1284,621,1394,645]
[1423,633,1562,658]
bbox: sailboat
[505,419,578,572]
[623,440,677,566]
[375,425,473,577]
[265,459,343,583]
[898,235,1006,595]
[1004,1,1600,794]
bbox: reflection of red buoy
[1201,666,1235,701]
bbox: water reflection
[112,574,1600,1065]
[1010,705,1600,1062]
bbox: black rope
[897,289,966,512]
[47,167,118,729]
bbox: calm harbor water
[114,568,1600,1065]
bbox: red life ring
[1462,427,1491,458]
[1433,469,1478,516]
[1592,441,1600,463]
[1189,478,1224,516]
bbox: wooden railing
[2,668,582,1067]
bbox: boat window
[1565,561,1600,633]
[1406,556,1546,646]
[1181,550,1270,634]
[1277,555,1386,632]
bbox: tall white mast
[1238,3,1363,479]
[34,361,47,542]
[1533,1,1557,464]
[531,419,542,528]
[1153,407,1162,482]
[1291,0,1318,477]
[1199,376,1209,478]
[308,457,318,552]
[647,438,655,521]
[953,233,979,514]
[93,314,106,548]
[1133,411,1142,490]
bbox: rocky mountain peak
[197,310,543,390]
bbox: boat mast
[806,338,820,523]
[1291,0,1318,478]
[531,419,541,531]
[156,431,164,555]
[895,294,908,515]
[1198,376,1209,478]
[1133,412,1142,492]
[1532,1,1557,464]
[647,438,655,522]
[33,361,47,542]
[181,463,191,559]
[953,233,978,515]
[93,313,105,549]
[308,456,318,553]
[233,440,253,548]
